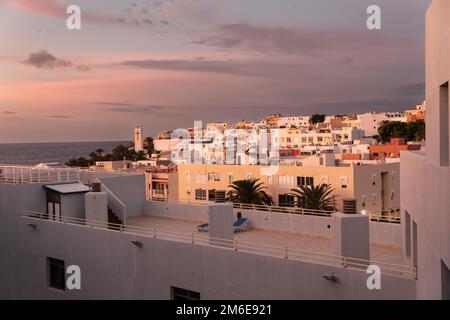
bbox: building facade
[168,162,400,215]
[401,0,450,300]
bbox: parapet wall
[144,201,401,246]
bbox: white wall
[1,212,415,299]
[144,201,401,246]
[100,174,146,218]
[61,193,86,219]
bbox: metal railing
[101,184,126,224]
[147,200,401,224]
[233,203,334,217]
[0,166,79,184]
[368,208,401,224]
[19,210,416,279]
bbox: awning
[44,183,90,195]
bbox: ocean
[0,141,129,165]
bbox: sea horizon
[0,140,130,166]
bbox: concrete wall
[61,193,85,219]
[0,211,415,299]
[144,201,401,246]
[144,201,209,222]
[100,174,146,218]
[398,0,450,299]
[401,151,450,299]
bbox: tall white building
[401,0,450,300]
[134,125,144,152]
[356,112,407,137]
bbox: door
[46,191,61,221]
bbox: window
[340,177,348,189]
[208,189,216,201]
[195,189,207,200]
[279,194,295,207]
[171,286,200,300]
[405,211,411,258]
[195,174,206,184]
[208,172,220,182]
[440,82,449,166]
[321,176,329,184]
[297,176,314,187]
[48,257,65,291]
[279,176,295,188]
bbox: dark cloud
[22,50,90,72]
[142,19,153,25]
[45,115,75,119]
[160,20,170,26]
[96,102,167,114]
[192,23,412,57]
[2,110,16,114]
[95,101,282,118]
[22,50,72,69]
[75,65,91,72]
[120,59,243,75]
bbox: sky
[0,0,431,143]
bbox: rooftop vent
[342,198,357,215]
[214,190,227,203]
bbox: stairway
[108,207,123,230]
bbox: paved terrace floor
[126,216,402,266]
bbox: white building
[356,112,407,137]
[134,125,144,152]
[401,0,450,300]
[0,165,416,299]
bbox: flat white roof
[44,183,89,194]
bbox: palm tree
[95,148,104,157]
[227,178,273,206]
[290,184,336,211]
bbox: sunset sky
[0,0,431,143]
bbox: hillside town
[68,103,426,222]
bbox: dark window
[195,189,206,200]
[297,176,314,187]
[279,194,295,207]
[171,286,200,300]
[48,257,65,291]
[208,189,216,201]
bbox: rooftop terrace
[126,215,403,266]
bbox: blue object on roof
[197,223,209,232]
[233,218,249,232]
[43,183,90,195]
[233,218,248,228]
[197,218,249,233]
